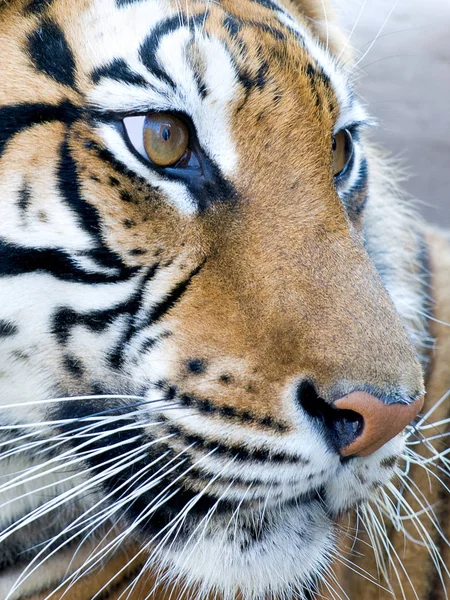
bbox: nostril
[296,381,326,420]
[297,381,364,454]
[332,409,364,450]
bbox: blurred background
[337,0,450,227]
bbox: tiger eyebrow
[91,59,149,87]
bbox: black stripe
[223,14,242,37]
[304,62,332,107]
[107,263,160,369]
[0,242,137,283]
[54,401,230,534]
[139,13,207,89]
[0,320,18,337]
[191,67,209,100]
[52,400,314,548]
[107,262,202,370]
[82,431,235,534]
[247,21,285,40]
[50,268,155,346]
[249,0,283,12]
[139,16,180,89]
[24,0,54,14]
[0,102,79,156]
[158,381,290,432]
[164,422,303,464]
[305,63,321,108]
[91,58,149,87]
[18,184,32,215]
[57,136,132,272]
[27,19,76,88]
[145,262,205,326]
[58,135,103,238]
[52,301,134,345]
[116,0,146,5]
[223,13,286,43]
[85,247,133,272]
[62,354,84,377]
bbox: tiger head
[0,0,429,598]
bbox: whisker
[337,0,368,62]
[46,442,211,600]
[352,0,401,71]
[7,437,192,600]
[319,0,329,52]
[90,447,224,600]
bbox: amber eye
[143,113,189,166]
[332,129,354,177]
[123,113,190,168]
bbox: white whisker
[352,0,401,71]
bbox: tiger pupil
[162,127,171,142]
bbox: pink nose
[334,392,424,457]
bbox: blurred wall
[337,0,450,227]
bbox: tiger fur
[0,0,447,599]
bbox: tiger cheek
[68,125,201,266]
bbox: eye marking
[123,112,197,170]
[331,128,354,179]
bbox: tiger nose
[334,391,424,457]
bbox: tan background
[338,0,450,227]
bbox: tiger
[0,0,448,599]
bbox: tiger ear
[285,0,353,64]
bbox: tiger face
[0,0,430,598]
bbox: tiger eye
[143,113,189,167]
[332,129,354,177]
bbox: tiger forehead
[113,0,335,95]
[199,2,338,100]
[6,0,340,107]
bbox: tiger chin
[0,0,447,599]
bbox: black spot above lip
[380,456,397,469]
[62,354,84,377]
[123,219,136,229]
[187,358,207,374]
[120,190,134,203]
[129,248,148,256]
